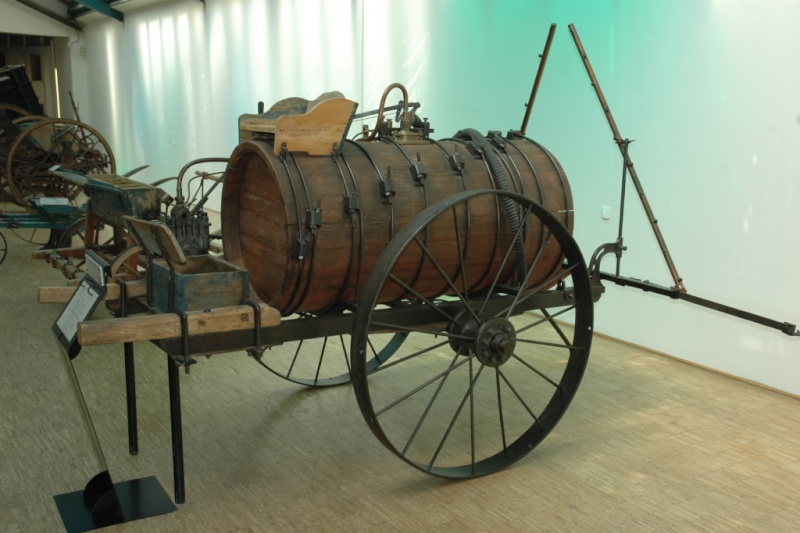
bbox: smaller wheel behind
[4,118,115,208]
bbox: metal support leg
[118,279,139,455]
[167,357,185,504]
[124,342,138,454]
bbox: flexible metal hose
[457,128,527,284]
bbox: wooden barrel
[221,136,572,315]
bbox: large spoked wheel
[351,189,593,478]
[259,311,407,387]
[4,118,115,207]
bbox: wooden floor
[2,226,800,532]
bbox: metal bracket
[305,205,322,232]
[448,149,465,174]
[409,153,427,185]
[294,235,312,260]
[464,141,484,159]
[588,239,626,276]
[344,194,360,214]
[487,131,507,152]
[380,167,396,204]
[245,300,266,360]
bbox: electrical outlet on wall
[601,205,611,220]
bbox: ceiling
[9,0,172,29]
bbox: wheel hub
[449,312,516,367]
[475,317,516,367]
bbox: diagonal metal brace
[569,23,685,293]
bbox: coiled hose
[456,128,527,284]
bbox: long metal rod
[520,23,557,136]
[599,272,799,336]
[616,140,631,276]
[568,24,686,292]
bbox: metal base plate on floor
[54,476,176,533]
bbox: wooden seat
[238,91,357,156]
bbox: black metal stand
[54,476,175,533]
[52,339,176,532]
[124,342,138,454]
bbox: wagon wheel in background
[351,189,594,478]
[11,115,49,129]
[0,107,35,201]
[258,313,406,387]
[55,217,142,281]
[4,118,115,208]
[0,103,32,121]
[0,105,35,148]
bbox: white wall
[64,0,799,393]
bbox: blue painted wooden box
[150,255,249,313]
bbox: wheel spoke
[495,368,507,454]
[515,337,579,350]
[386,272,457,323]
[338,335,351,374]
[370,337,451,374]
[400,349,463,456]
[411,235,480,324]
[285,339,305,379]
[509,352,562,390]
[539,308,573,346]
[516,305,576,336]
[497,367,545,430]
[375,354,475,417]
[501,227,553,319]
[427,362,485,471]
[494,263,579,321]
[451,205,470,306]
[478,204,534,317]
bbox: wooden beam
[78,303,281,346]
[38,279,147,303]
